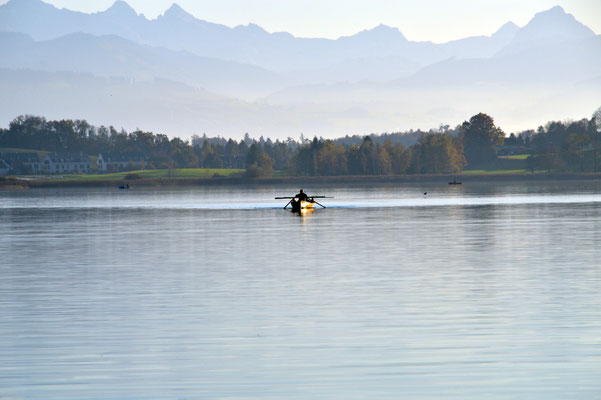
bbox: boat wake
[3,193,601,211]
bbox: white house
[0,152,42,173]
[43,152,92,174]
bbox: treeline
[1,109,600,175]
[0,115,439,174]
[291,134,465,175]
[0,115,288,171]
[506,116,601,172]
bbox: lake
[1,181,601,399]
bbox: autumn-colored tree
[410,133,466,174]
[316,140,347,175]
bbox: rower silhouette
[295,189,309,201]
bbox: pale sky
[1,0,600,42]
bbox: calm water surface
[1,181,601,399]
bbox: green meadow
[462,169,532,175]
[59,168,244,181]
[499,154,530,160]
[463,153,532,174]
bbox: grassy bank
[463,169,533,175]
[0,176,28,189]
[1,168,243,188]
[4,164,601,189]
[57,168,244,181]
[463,154,531,174]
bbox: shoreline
[3,172,601,189]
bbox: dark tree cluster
[0,115,196,169]
[459,113,505,167]
[0,115,296,173]
[524,114,601,172]
[2,108,600,176]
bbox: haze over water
[2,181,601,399]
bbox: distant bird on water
[424,192,427,196]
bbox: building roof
[46,152,91,163]
[0,152,40,163]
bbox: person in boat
[295,189,309,201]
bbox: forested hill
[1,110,600,176]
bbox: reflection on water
[1,181,601,399]
[2,181,601,210]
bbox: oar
[312,199,326,208]
[275,196,333,199]
[275,196,294,209]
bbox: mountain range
[0,0,599,138]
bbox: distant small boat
[119,184,131,190]
[290,199,315,213]
[275,191,331,212]
[448,179,462,185]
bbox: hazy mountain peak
[492,21,519,40]
[163,3,195,21]
[519,5,595,40]
[531,5,571,23]
[372,24,404,35]
[543,5,567,15]
[345,24,407,42]
[103,0,138,17]
[234,23,268,35]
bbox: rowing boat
[290,199,315,212]
[275,191,332,211]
